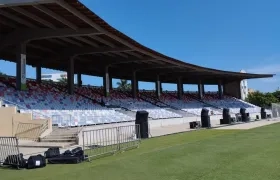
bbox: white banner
[20,54,26,85]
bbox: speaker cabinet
[240,108,248,122]
[135,111,149,139]
[201,109,211,128]
[222,108,231,124]
[261,108,267,119]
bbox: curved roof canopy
[0,0,274,84]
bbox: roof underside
[0,0,274,85]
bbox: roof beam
[56,0,195,69]
[27,44,57,54]
[112,52,129,58]
[74,37,99,47]
[0,9,37,28]
[11,7,56,29]
[0,0,55,7]
[108,59,158,67]
[89,36,115,47]
[0,17,17,28]
[0,28,102,49]
[59,37,83,47]
[135,65,181,72]
[33,4,78,30]
[58,47,133,57]
[126,51,143,58]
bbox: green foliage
[116,79,131,91]
[57,77,67,84]
[0,71,6,76]
[246,91,279,107]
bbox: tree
[246,91,279,108]
[0,71,6,76]
[116,79,131,91]
[57,77,67,84]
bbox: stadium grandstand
[0,0,274,143]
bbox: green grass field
[2,123,280,180]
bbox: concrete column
[77,73,82,87]
[67,57,75,95]
[109,75,113,90]
[177,77,183,99]
[198,81,203,99]
[218,80,223,99]
[103,67,110,97]
[202,84,205,95]
[155,75,161,98]
[136,80,139,93]
[131,71,137,98]
[36,64,41,84]
[16,43,27,91]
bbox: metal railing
[82,124,140,161]
[0,137,22,169]
[15,122,43,141]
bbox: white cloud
[246,64,280,74]
[259,78,279,83]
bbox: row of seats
[0,76,262,126]
[75,87,183,119]
[0,77,134,126]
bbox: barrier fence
[82,124,140,161]
[0,137,22,169]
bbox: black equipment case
[27,155,46,169]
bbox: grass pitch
[2,123,280,180]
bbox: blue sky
[0,0,279,92]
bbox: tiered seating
[107,94,182,119]
[203,93,260,113]
[0,77,133,126]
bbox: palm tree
[57,77,67,84]
[0,71,6,76]
[116,79,131,90]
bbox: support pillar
[218,80,223,99]
[67,57,74,95]
[202,84,205,95]
[36,64,41,84]
[77,73,82,87]
[16,43,27,91]
[109,75,113,90]
[131,71,137,98]
[155,75,161,98]
[103,67,110,97]
[177,77,183,100]
[198,81,203,99]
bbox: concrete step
[40,138,76,143]
[18,142,76,148]
[43,135,77,139]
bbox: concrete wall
[224,81,241,99]
[0,106,52,138]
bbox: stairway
[40,126,79,144]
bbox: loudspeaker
[135,111,149,139]
[240,108,248,122]
[261,108,266,119]
[222,108,231,124]
[201,109,211,128]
